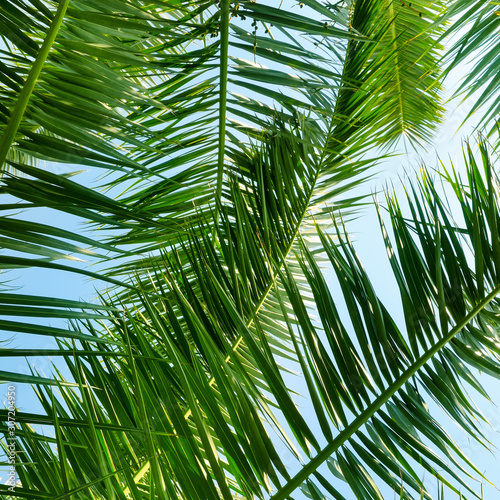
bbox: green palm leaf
[443,0,500,131]
[1,0,487,499]
[3,140,500,499]
[0,0,445,284]
[334,0,445,148]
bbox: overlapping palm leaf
[0,0,446,288]
[0,0,447,392]
[1,0,487,498]
[332,0,445,148]
[3,139,500,499]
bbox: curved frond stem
[0,0,70,171]
[184,84,361,420]
[270,282,500,500]
[388,0,405,138]
[215,0,230,226]
[204,116,347,395]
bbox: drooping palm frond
[443,0,500,132]
[3,139,500,499]
[0,0,473,498]
[0,0,448,404]
[333,0,446,148]
[0,0,446,285]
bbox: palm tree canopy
[1,0,500,499]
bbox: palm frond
[333,0,446,148]
[0,1,473,498]
[4,139,500,499]
[443,0,500,132]
[0,0,446,289]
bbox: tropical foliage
[1,0,500,498]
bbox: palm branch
[0,0,446,387]
[0,0,444,285]
[442,0,500,131]
[1,0,496,499]
[2,139,500,499]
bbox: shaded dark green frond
[5,141,500,499]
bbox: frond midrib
[215,0,230,225]
[388,0,406,137]
[270,282,500,499]
[0,0,71,170]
